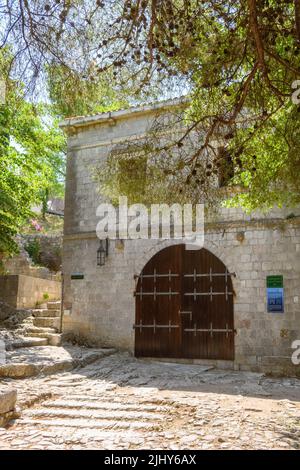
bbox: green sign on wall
[71,273,84,280]
[266,275,283,288]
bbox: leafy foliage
[1,1,300,210]
[47,64,129,118]
[94,0,300,211]
[96,111,220,207]
[0,51,65,255]
[24,239,41,265]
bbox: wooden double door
[134,245,234,360]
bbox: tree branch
[248,0,265,70]
[295,0,300,42]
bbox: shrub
[24,239,41,265]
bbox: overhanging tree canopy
[0,50,65,255]
[1,1,300,210]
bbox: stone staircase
[12,389,172,447]
[12,301,62,348]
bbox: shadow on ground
[55,351,300,403]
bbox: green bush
[24,239,41,265]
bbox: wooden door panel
[182,248,234,360]
[135,245,234,360]
[135,245,182,357]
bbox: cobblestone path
[0,353,300,450]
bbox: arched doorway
[134,245,234,360]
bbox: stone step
[24,332,62,346]
[47,301,61,310]
[24,408,165,421]
[44,400,171,412]
[25,326,58,334]
[18,417,159,430]
[1,346,113,380]
[37,303,48,309]
[2,427,139,445]
[9,337,48,349]
[45,333,62,346]
[33,317,60,329]
[66,393,169,406]
[31,309,60,318]
[0,386,17,427]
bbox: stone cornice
[59,98,188,133]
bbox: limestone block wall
[0,274,61,309]
[63,108,164,237]
[62,219,300,373]
[2,235,61,280]
[61,102,300,374]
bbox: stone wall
[23,234,62,273]
[2,235,61,280]
[62,220,300,374]
[0,274,61,309]
[61,101,300,375]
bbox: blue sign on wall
[267,287,284,313]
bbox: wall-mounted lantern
[97,238,109,266]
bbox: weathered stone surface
[33,317,60,329]
[2,234,61,280]
[32,309,60,318]
[1,303,64,350]
[47,334,62,347]
[47,301,61,310]
[0,345,115,378]
[0,274,61,309]
[0,387,17,415]
[25,327,57,334]
[0,302,15,322]
[0,340,5,365]
[0,309,32,329]
[0,409,20,427]
[8,337,48,350]
[25,332,62,343]
[24,234,62,273]
[0,363,39,378]
[0,352,299,449]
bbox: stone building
[60,99,300,374]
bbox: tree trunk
[42,188,49,220]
